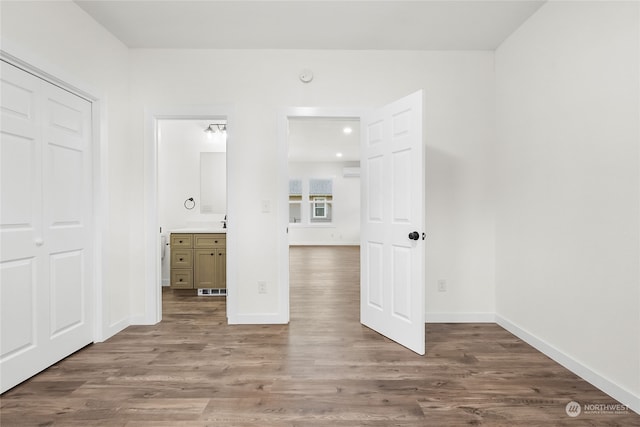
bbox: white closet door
[0,61,93,392]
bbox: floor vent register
[197,288,227,296]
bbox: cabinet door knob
[179,258,183,261]
[219,253,222,256]
[214,240,218,243]
[210,253,214,256]
[179,240,183,243]
[179,278,183,282]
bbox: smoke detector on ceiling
[299,69,314,83]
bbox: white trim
[91,91,110,342]
[102,318,130,341]
[0,39,97,103]
[426,312,495,323]
[0,42,111,342]
[289,223,336,229]
[228,312,288,325]
[278,107,368,325]
[143,105,236,325]
[289,241,360,246]
[637,0,640,417]
[496,314,640,415]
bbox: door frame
[277,107,367,321]
[0,46,107,340]
[143,106,236,324]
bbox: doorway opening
[157,119,227,299]
[145,106,235,325]
[278,91,425,354]
[284,115,362,320]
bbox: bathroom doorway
[144,106,235,325]
[157,119,228,291]
[284,115,362,320]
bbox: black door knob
[408,231,420,241]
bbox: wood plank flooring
[1,246,638,426]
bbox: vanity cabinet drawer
[194,233,226,248]
[171,249,193,269]
[171,234,193,248]
[171,269,193,289]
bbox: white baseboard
[97,317,129,343]
[228,312,289,324]
[426,312,495,323]
[289,242,360,246]
[129,313,159,326]
[496,314,640,415]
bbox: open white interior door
[360,90,425,355]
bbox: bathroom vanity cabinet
[170,233,226,291]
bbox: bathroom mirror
[200,152,226,214]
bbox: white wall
[0,1,496,330]
[1,1,132,339]
[129,49,497,319]
[158,120,227,285]
[288,161,360,245]
[495,0,640,411]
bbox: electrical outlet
[437,279,447,292]
[258,281,267,294]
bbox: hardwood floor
[1,246,638,426]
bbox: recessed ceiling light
[336,152,343,158]
[343,127,352,135]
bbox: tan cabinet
[170,233,226,291]
[194,249,226,288]
[170,234,193,289]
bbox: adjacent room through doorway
[286,117,362,319]
[157,118,228,306]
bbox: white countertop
[171,228,227,234]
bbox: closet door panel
[40,74,93,361]
[0,63,43,392]
[0,61,93,393]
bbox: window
[313,197,327,218]
[309,179,332,224]
[289,178,333,225]
[289,179,302,223]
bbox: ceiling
[288,117,360,162]
[74,1,546,50]
[76,1,546,162]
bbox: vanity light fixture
[343,127,353,135]
[336,152,343,158]
[204,123,227,134]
